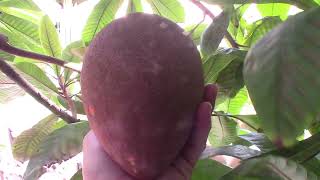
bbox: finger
[181,101,212,166]
[203,84,218,107]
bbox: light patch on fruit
[87,105,95,116]
[128,156,136,167]
[182,31,190,36]
[188,42,194,48]
[176,117,191,131]
[160,22,168,29]
[151,62,162,75]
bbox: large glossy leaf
[239,133,275,153]
[184,24,208,45]
[0,0,40,11]
[201,145,261,160]
[39,15,62,58]
[82,0,124,45]
[14,62,59,94]
[146,0,185,22]
[209,114,237,146]
[0,12,40,45]
[245,16,283,46]
[0,72,25,103]
[200,0,319,10]
[200,11,230,58]
[12,114,58,162]
[127,0,143,14]
[257,3,291,20]
[221,156,318,179]
[243,8,320,145]
[191,159,231,180]
[23,121,90,180]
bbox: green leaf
[0,25,42,54]
[229,4,250,45]
[146,0,185,22]
[243,8,320,146]
[58,96,86,115]
[39,15,62,58]
[239,133,275,153]
[200,11,230,58]
[61,41,83,82]
[216,87,248,114]
[14,62,59,94]
[245,16,283,46]
[24,121,90,180]
[257,3,291,20]
[82,0,124,45]
[62,41,85,63]
[192,159,231,180]
[200,0,319,10]
[215,53,246,103]
[0,0,40,11]
[203,48,246,84]
[12,114,58,162]
[303,158,320,176]
[0,12,40,45]
[209,113,238,146]
[127,0,143,14]
[221,156,318,180]
[270,132,320,163]
[62,41,85,80]
[201,145,261,160]
[0,50,14,61]
[0,6,42,24]
[184,24,208,45]
[234,115,261,132]
[70,169,83,180]
[0,72,25,103]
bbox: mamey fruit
[81,13,204,179]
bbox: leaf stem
[0,58,79,124]
[212,112,259,132]
[0,36,81,73]
[190,0,239,48]
[58,75,77,118]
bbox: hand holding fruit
[83,84,217,180]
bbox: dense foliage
[0,0,319,179]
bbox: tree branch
[0,34,81,73]
[0,58,79,124]
[58,75,77,118]
[190,0,239,48]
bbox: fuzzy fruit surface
[81,13,204,179]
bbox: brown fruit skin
[81,13,204,179]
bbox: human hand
[82,84,218,180]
